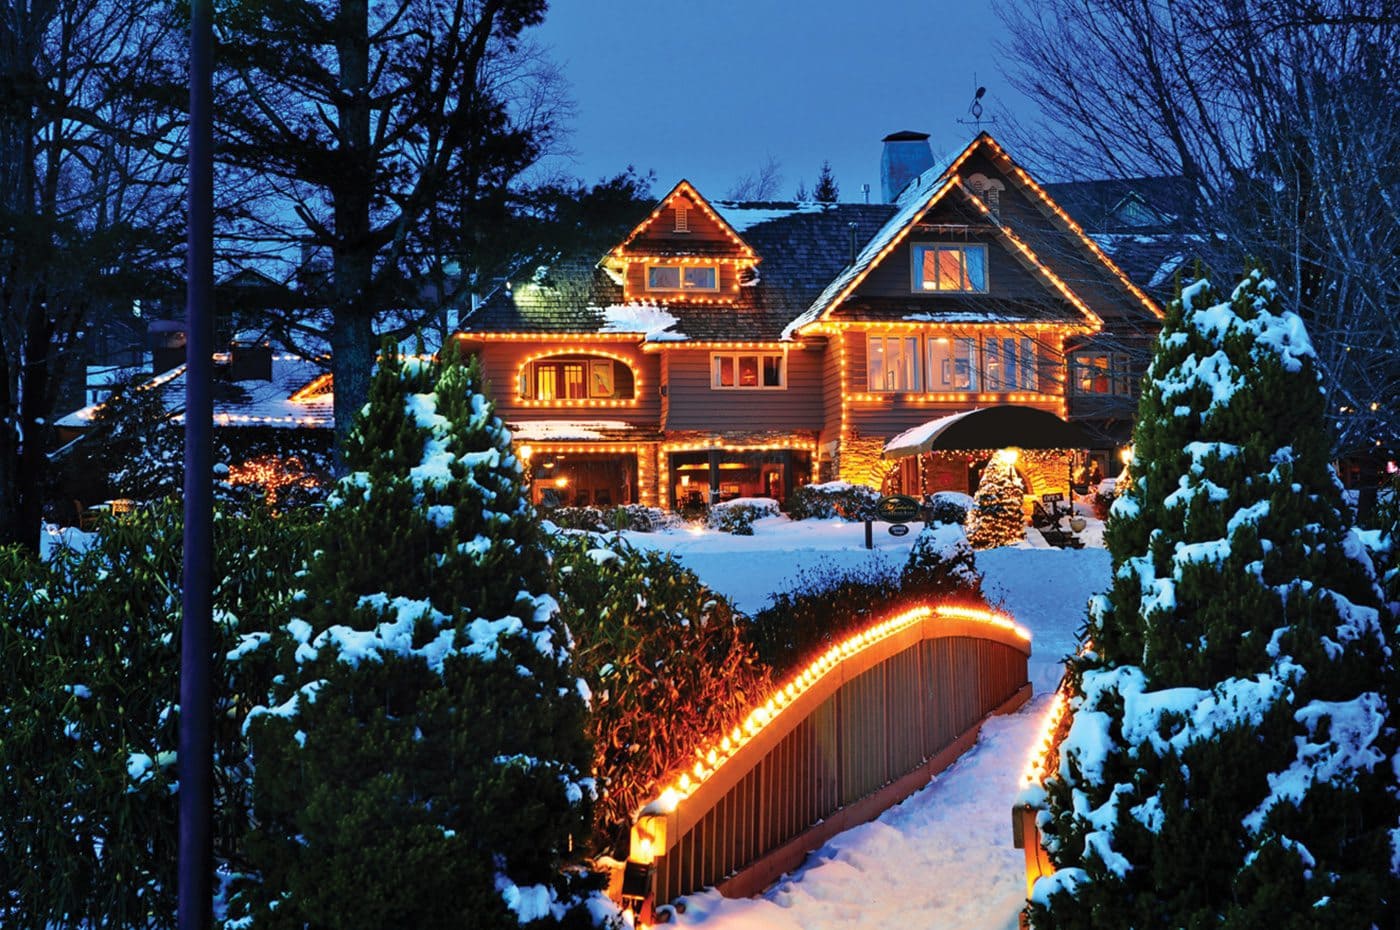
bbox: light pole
[179,0,214,927]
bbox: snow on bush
[1029,270,1399,929]
[784,481,878,520]
[706,497,781,535]
[230,345,605,930]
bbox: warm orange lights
[289,373,333,403]
[1021,691,1068,792]
[643,604,1028,812]
[613,181,758,262]
[513,348,642,408]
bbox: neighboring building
[458,131,1164,510]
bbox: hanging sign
[888,523,911,537]
[875,494,921,523]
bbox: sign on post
[875,494,921,524]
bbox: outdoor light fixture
[1120,446,1133,465]
[518,444,534,461]
[554,477,569,488]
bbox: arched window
[518,353,637,401]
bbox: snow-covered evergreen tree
[966,449,1025,549]
[1030,270,1399,928]
[234,345,599,930]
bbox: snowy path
[668,696,1052,930]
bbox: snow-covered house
[456,132,1164,510]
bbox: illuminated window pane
[683,265,717,290]
[715,356,735,387]
[914,245,988,292]
[648,266,680,289]
[738,355,759,386]
[536,365,558,400]
[955,338,978,389]
[563,363,585,399]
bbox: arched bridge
[617,604,1032,915]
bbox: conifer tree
[1029,271,1399,928]
[233,345,598,930]
[966,449,1025,549]
[813,160,839,202]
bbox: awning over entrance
[883,405,1093,458]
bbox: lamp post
[178,0,214,928]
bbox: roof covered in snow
[56,354,333,430]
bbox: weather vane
[957,76,997,131]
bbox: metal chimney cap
[882,130,930,142]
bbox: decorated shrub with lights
[550,533,771,856]
[1029,271,1399,929]
[232,346,600,930]
[965,449,1026,549]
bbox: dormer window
[647,263,718,293]
[911,244,988,293]
[674,203,690,232]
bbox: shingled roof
[462,201,896,342]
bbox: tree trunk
[329,0,373,470]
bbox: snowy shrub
[749,554,992,681]
[232,345,601,930]
[965,451,1026,549]
[548,504,673,534]
[783,481,878,520]
[1090,477,1116,520]
[706,497,780,535]
[925,490,972,525]
[900,521,983,600]
[550,533,771,856]
[0,500,307,930]
[1029,270,1400,930]
[55,371,183,504]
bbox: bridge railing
[621,604,1032,912]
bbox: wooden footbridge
[615,603,1032,918]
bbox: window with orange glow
[911,244,988,292]
[520,356,632,400]
[711,352,784,389]
[647,262,718,292]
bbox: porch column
[708,449,721,505]
[780,450,794,500]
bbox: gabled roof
[464,202,895,342]
[783,133,1161,338]
[56,355,334,430]
[611,180,758,261]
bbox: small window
[647,263,719,293]
[521,356,633,401]
[1071,353,1133,396]
[928,336,978,391]
[712,352,785,390]
[911,244,989,293]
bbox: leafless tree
[726,154,784,201]
[0,0,185,551]
[994,0,1399,457]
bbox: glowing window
[867,335,922,392]
[911,245,988,293]
[712,352,785,390]
[647,263,719,292]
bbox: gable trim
[979,136,1164,320]
[611,180,758,261]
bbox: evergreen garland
[1030,270,1399,929]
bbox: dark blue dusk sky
[532,0,1040,202]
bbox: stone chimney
[880,131,935,203]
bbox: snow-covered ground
[622,515,1112,930]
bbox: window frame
[1070,352,1134,397]
[710,351,786,390]
[866,333,923,393]
[909,243,990,294]
[646,262,720,294]
[519,356,631,402]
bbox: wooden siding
[819,334,843,450]
[662,347,824,431]
[635,193,737,247]
[475,340,661,427]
